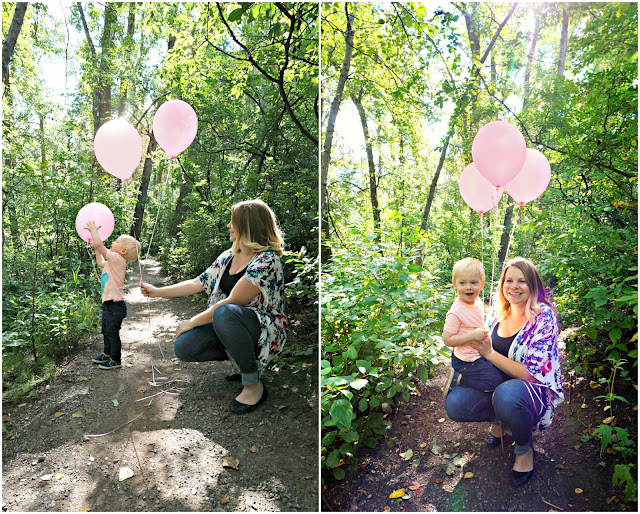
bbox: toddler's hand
[85,220,99,232]
[471,328,490,342]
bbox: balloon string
[137,157,174,362]
[480,212,485,307]
[488,207,497,308]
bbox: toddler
[442,258,504,398]
[85,220,140,369]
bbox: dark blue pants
[174,304,261,386]
[452,355,506,392]
[445,378,545,454]
[101,301,127,363]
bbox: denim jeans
[445,378,545,454]
[451,355,506,392]
[102,300,127,363]
[174,304,261,386]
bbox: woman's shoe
[510,448,535,486]
[486,433,504,447]
[229,387,268,415]
[224,372,241,382]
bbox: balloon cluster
[458,121,550,213]
[75,100,198,241]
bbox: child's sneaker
[92,353,110,364]
[98,358,122,370]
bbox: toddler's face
[110,237,128,257]
[453,271,484,305]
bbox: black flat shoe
[229,387,268,415]
[510,449,535,486]
[486,432,504,447]
[224,372,241,382]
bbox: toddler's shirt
[101,250,127,303]
[444,298,484,362]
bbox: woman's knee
[493,379,528,416]
[212,304,241,329]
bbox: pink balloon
[75,202,115,243]
[505,148,551,205]
[472,121,527,187]
[153,100,198,158]
[459,163,504,214]
[94,120,142,180]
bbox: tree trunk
[420,135,450,232]
[97,4,118,129]
[2,2,28,87]
[131,138,156,241]
[498,200,515,266]
[351,91,381,235]
[523,10,543,108]
[168,176,191,237]
[320,5,354,240]
[118,4,136,116]
[557,5,569,77]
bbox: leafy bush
[321,233,452,480]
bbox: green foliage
[321,230,452,479]
[612,464,638,503]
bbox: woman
[444,257,563,486]
[140,199,287,414]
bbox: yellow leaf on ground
[27,446,34,453]
[434,478,443,484]
[54,473,64,480]
[222,455,240,470]
[575,488,583,494]
[389,488,405,499]
[581,403,587,409]
[220,494,230,504]
[589,381,601,389]
[54,412,65,417]
[72,411,84,418]
[250,445,259,453]
[17,403,27,408]
[383,507,391,512]
[464,472,474,479]
[602,417,615,424]
[77,376,89,382]
[41,474,53,481]
[137,386,147,393]
[419,443,427,448]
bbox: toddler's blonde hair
[452,257,485,284]
[119,235,141,262]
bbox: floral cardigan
[487,303,564,433]
[198,249,288,375]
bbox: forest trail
[323,360,634,512]
[2,258,318,512]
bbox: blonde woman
[444,257,563,486]
[140,199,287,414]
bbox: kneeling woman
[444,257,564,486]
[141,199,287,414]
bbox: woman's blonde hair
[495,256,552,323]
[231,199,284,256]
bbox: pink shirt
[101,250,127,302]
[444,298,484,362]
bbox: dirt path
[322,362,636,512]
[2,258,318,512]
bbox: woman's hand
[176,320,195,338]
[469,334,494,358]
[140,282,159,298]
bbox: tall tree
[2,2,28,87]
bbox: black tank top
[491,323,518,357]
[219,257,248,296]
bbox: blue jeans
[174,304,261,386]
[102,301,127,362]
[452,355,506,392]
[445,378,545,454]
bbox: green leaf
[112,399,119,407]
[343,431,359,443]
[609,327,622,343]
[350,378,368,390]
[333,467,346,480]
[329,398,353,429]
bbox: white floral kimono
[198,249,288,374]
[487,303,564,433]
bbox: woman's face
[502,266,530,307]
[227,220,236,242]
